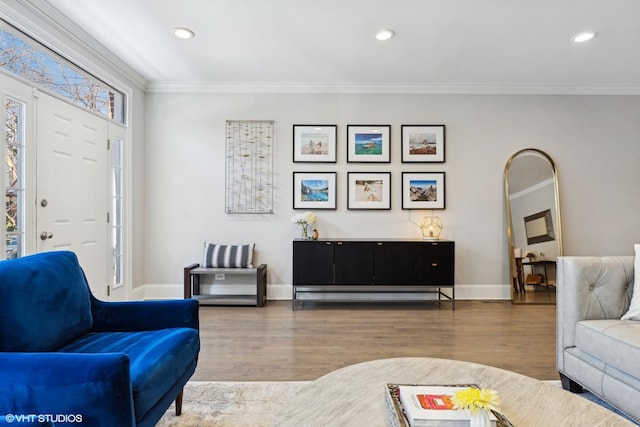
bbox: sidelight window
[111,137,123,288]
[4,97,24,259]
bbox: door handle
[40,231,53,240]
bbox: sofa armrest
[90,297,199,332]
[0,353,134,427]
[556,256,634,369]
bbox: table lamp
[420,216,443,240]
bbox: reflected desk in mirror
[512,259,557,305]
[521,260,556,291]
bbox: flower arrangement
[452,387,501,427]
[291,211,317,239]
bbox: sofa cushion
[575,319,640,379]
[58,327,200,420]
[0,251,93,351]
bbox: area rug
[158,380,638,426]
[546,380,638,425]
[156,381,309,426]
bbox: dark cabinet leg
[256,264,267,307]
[559,373,583,393]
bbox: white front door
[36,91,109,299]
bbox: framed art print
[293,172,337,210]
[347,125,391,163]
[347,172,391,210]
[401,125,445,163]
[293,124,337,163]
[402,172,445,209]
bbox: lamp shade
[420,216,443,240]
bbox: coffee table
[274,357,634,426]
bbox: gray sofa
[556,256,640,423]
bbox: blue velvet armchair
[0,251,200,426]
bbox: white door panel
[36,91,109,299]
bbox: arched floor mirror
[505,148,563,304]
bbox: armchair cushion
[0,251,92,352]
[59,327,199,420]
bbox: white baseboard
[134,283,511,301]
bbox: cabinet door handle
[337,241,343,246]
[325,241,332,246]
[377,242,383,246]
[432,263,438,267]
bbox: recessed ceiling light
[173,27,195,40]
[375,29,395,41]
[572,31,597,43]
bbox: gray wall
[144,92,640,298]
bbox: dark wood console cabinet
[292,239,455,310]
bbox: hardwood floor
[512,286,556,304]
[193,300,558,382]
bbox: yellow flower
[452,387,501,414]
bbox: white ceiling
[46,0,640,93]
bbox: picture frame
[401,125,445,163]
[293,124,337,163]
[524,209,555,244]
[401,172,446,210]
[347,125,391,163]
[347,172,391,210]
[292,172,337,210]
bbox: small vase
[300,224,309,240]
[469,409,491,427]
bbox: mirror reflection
[524,209,555,244]
[505,148,562,304]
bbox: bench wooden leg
[175,389,184,416]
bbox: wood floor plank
[193,300,558,381]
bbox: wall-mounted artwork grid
[225,120,274,213]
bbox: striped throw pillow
[203,243,255,268]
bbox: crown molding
[1,0,147,91]
[5,1,639,96]
[146,81,640,95]
[509,178,555,201]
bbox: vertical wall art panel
[225,120,274,213]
